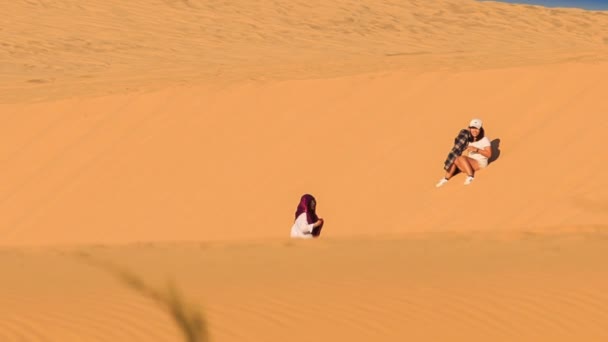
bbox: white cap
[469,118,483,129]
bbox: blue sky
[479,0,608,10]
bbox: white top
[290,213,315,239]
[467,136,491,164]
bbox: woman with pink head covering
[290,194,324,238]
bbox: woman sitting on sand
[290,194,324,238]
[436,118,492,187]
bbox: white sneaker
[436,178,449,188]
[464,176,474,185]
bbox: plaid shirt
[443,129,471,171]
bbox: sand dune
[1,0,608,341]
[2,235,608,341]
[1,61,607,245]
[2,0,608,102]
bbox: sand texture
[1,0,608,340]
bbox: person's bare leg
[465,157,481,172]
[458,156,482,185]
[444,163,458,180]
[437,162,457,187]
[455,156,474,177]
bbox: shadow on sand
[489,138,501,164]
[75,252,210,342]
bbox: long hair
[468,127,485,142]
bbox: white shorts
[468,153,488,168]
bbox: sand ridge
[2,0,608,102]
[1,61,607,246]
[1,234,608,341]
[1,0,608,341]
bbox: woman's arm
[467,145,492,158]
[295,214,316,235]
[475,146,492,159]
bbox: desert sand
[1,0,608,340]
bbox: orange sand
[1,0,607,340]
